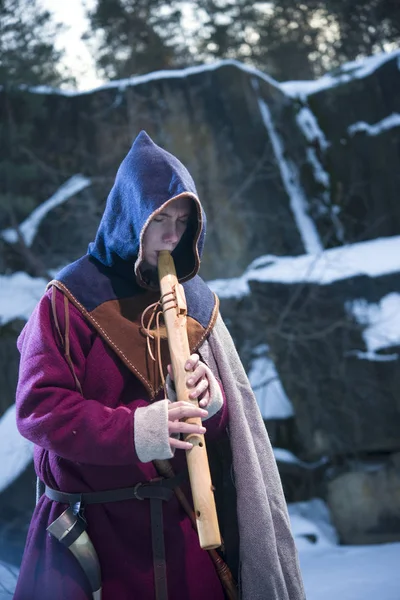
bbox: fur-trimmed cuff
[165,366,224,421]
[134,400,174,463]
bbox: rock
[0,64,309,281]
[0,461,36,566]
[326,453,400,544]
[217,266,400,459]
[0,319,25,415]
[304,54,400,244]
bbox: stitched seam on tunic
[50,286,84,395]
[48,280,155,396]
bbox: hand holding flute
[167,353,211,451]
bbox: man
[14,131,305,600]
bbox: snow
[289,498,339,548]
[348,113,400,137]
[0,404,33,495]
[300,541,400,600]
[295,105,346,242]
[247,344,294,419]
[208,235,400,298]
[251,77,324,255]
[296,107,330,152]
[274,448,328,470]
[0,272,47,326]
[1,175,91,247]
[21,58,281,97]
[282,48,400,98]
[346,293,400,358]
[0,561,19,600]
[288,499,400,600]
[17,48,400,105]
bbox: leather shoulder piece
[48,279,219,400]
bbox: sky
[40,0,102,90]
[39,0,199,91]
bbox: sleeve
[15,290,173,466]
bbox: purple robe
[14,288,227,600]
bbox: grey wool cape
[200,314,306,600]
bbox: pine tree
[0,0,73,276]
[191,0,400,80]
[0,0,70,87]
[85,0,192,79]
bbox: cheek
[143,225,157,249]
[177,223,188,240]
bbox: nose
[162,221,179,244]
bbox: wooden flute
[157,250,221,550]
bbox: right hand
[168,400,208,450]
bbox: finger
[168,403,208,421]
[169,421,206,435]
[189,378,209,399]
[187,363,207,387]
[198,393,210,408]
[185,353,200,372]
[169,438,193,450]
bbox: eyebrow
[156,212,190,218]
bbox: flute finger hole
[196,511,201,518]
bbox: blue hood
[88,130,205,285]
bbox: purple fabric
[14,289,227,600]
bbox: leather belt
[45,474,186,600]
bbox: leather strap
[45,482,174,505]
[151,496,168,600]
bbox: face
[141,196,192,267]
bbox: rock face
[0,462,35,566]
[0,320,24,415]
[216,267,400,460]
[303,55,400,245]
[0,63,311,281]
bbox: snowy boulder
[210,236,400,460]
[326,452,400,545]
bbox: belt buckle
[133,482,144,500]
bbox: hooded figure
[14,131,305,600]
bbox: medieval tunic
[14,131,305,600]
[14,288,227,600]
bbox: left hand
[167,353,211,409]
